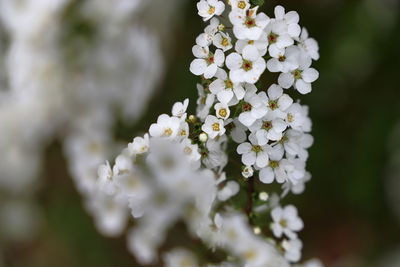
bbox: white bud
[242,165,254,178]
[253,226,261,235]
[259,192,269,201]
[199,132,208,142]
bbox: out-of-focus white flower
[271,205,303,239]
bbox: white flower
[209,69,245,105]
[258,145,286,184]
[128,134,149,155]
[263,84,293,115]
[274,5,301,38]
[267,45,300,73]
[235,38,268,56]
[97,161,116,195]
[149,114,181,139]
[218,181,240,201]
[196,84,216,120]
[230,7,270,40]
[202,115,226,139]
[271,205,303,239]
[215,102,230,120]
[285,103,312,132]
[226,45,266,84]
[213,32,233,52]
[237,133,270,168]
[172,98,189,117]
[249,112,288,144]
[180,138,201,169]
[238,84,268,127]
[230,0,250,13]
[297,27,319,61]
[278,57,319,94]
[190,46,225,79]
[197,0,225,21]
[282,157,307,185]
[264,20,294,55]
[282,238,303,262]
[196,18,220,47]
[114,167,147,198]
[278,130,313,161]
[242,165,254,178]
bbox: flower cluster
[94,1,322,266]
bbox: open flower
[271,205,303,239]
[190,45,225,79]
[230,6,270,40]
[202,115,226,139]
[209,69,245,105]
[197,0,225,21]
[237,133,270,168]
[238,84,268,127]
[149,114,181,139]
[278,56,319,94]
[226,45,266,84]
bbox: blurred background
[1,0,400,266]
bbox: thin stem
[245,176,255,225]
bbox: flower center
[218,109,227,118]
[287,113,294,123]
[224,79,233,89]
[268,100,278,110]
[279,219,288,228]
[278,55,286,62]
[292,69,303,80]
[221,38,229,47]
[242,59,253,71]
[245,18,256,28]
[164,128,173,136]
[238,1,246,9]
[212,122,220,131]
[180,129,187,136]
[208,6,215,15]
[251,145,262,153]
[242,102,252,112]
[279,135,288,144]
[268,33,278,44]
[207,53,215,65]
[270,160,280,169]
[262,121,272,130]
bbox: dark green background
[3,0,400,266]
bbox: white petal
[190,59,207,75]
[267,58,282,72]
[237,142,252,154]
[204,64,218,79]
[242,152,256,166]
[277,94,293,110]
[295,79,312,94]
[256,152,269,168]
[278,72,294,89]
[259,167,274,184]
[226,53,242,70]
[243,45,260,62]
[302,68,319,83]
[267,84,283,100]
